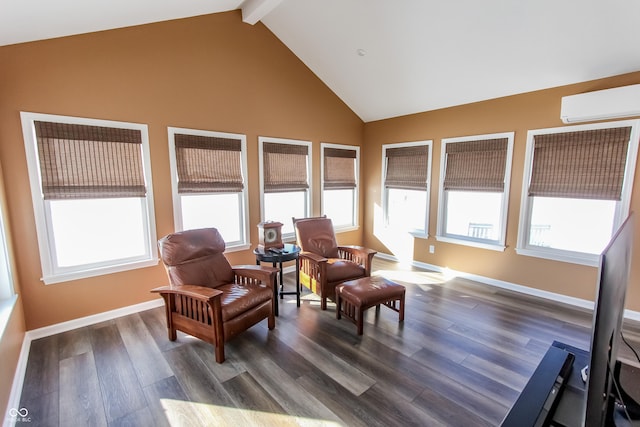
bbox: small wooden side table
[253,243,301,316]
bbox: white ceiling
[2,0,640,122]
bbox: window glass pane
[387,189,426,232]
[264,192,306,235]
[529,197,616,254]
[0,211,13,299]
[445,191,502,240]
[49,198,147,267]
[180,194,242,242]
[323,189,355,227]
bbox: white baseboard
[374,252,640,323]
[26,298,164,340]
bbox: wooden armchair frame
[293,216,377,310]
[152,265,278,363]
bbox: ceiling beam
[241,0,283,25]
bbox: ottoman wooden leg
[336,291,342,319]
[399,291,405,322]
[357,308,364,335]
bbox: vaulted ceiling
[2,0,639,122]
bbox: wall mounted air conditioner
[560,84,640,124]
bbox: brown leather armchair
[152,228,278,363]
[293,217,377,310]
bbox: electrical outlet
[429,245,435,254]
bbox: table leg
[279,260,284,299]
[272,260,279,316]
[296,256,300,307]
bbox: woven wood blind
[443,138,508,192]
[174,134,244,193]
[528,127,631,200]
[34,121,146,200]
[323,147,357,190]
[263,142,309,193]
[384,145,429,190]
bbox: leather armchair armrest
[338,245,377,257]
[232,265,279,288]
[299,251,328,264]
[151,284,223,302]
[337,245,378,275]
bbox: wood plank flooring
[18,258,640,426]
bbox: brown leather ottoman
[336,276,405,335]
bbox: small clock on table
[257,221,284,251]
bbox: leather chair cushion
[159,228,234,288]
[326,258,366,283]
[338,277,405,307]
[217,283,272,321]
[294,217,339,258]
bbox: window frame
[21,112,158,284]
[320,142,359,231]
[167,127,250,252]
[381,140,432,237]
[258,136,312,240]
[516,119,640,266]
[0,191,16,339]
[436,132,514,251]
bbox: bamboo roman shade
[384,145,429,190]
[174,133,244,193]
[443,138,509,192]
[323,147,357,190]
[263,142,309,193]
[528,127,631,200]
[34,121,146,200]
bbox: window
[437,132,514,250]
[382,141,432,236]
[0,191,16,338]
[321,143,359,230]
[21,112,158,284]
[168,128,249,250]
[517,120,639,265]
[259,137,312,238]
[0,201,14,301]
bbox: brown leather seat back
[294,217,339,258]
[158,228,234,288]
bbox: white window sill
[436,235,506,252]
[334,225,359,234]
[515,247,599,267]
[225,243,252,253]
[43,257,159,285]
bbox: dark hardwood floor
[18,258,640,426]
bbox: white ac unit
[560,84,640,124]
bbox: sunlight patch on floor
[161,398,343,426]
[373,269,452,289]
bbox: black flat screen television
[583,213,637,427]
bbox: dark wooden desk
[254,244,300,316]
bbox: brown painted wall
[1,14,640,413]
[0,11,364,331]
[362,71,640,311]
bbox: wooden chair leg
[215,344,225,363]
[268,310,275,330]
[321,297,327,310]
[168,327,177,341]
[162,294,177,341]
